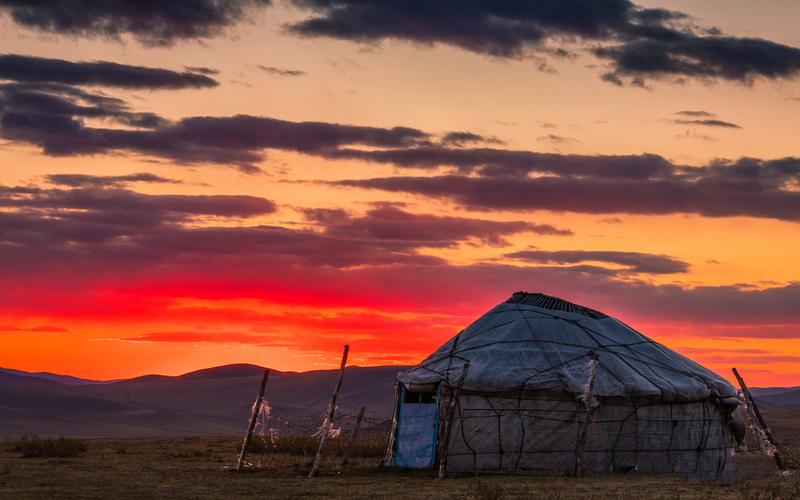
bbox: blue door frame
[393,385,440,468]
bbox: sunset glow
[1,0,799,386]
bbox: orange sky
[0,1,799,386]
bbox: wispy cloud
[257,65,306,77]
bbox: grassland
[0,410,798,499]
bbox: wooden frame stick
[574,356,600,477]
[236,369,270,471]
[437,361,470,479]
[309,344,350,478]
[732,367,785,470]
[381,384,401,467]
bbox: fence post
[732,368,785,470]
[437,362,470,479]
[236,369,270,471]
[340,406,366,466]
[573,356,600,477]
[309,345,350,478]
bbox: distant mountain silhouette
[0,364,407,437]
[1,365,797,437]
[750,386,800,409]
[0,367,107,385]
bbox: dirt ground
[1,410,798,499]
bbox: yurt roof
[398,292,739,404]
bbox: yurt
[384,292,744,482]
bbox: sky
[0,0,799,385]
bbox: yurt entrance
[393,383,440,468]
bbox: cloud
[257,65,305,77]
[287,0,679,58]
[4,253,800,334]
[0,182,277,251]
[441,131,503,147]
[184,66,219,75]
[45,173,183,188]
[0,180,570,275]
[672,119,741,129]
[1,180,799,345]
[120,331,284,344]
[0,88,431,170]
[676,347,771,355]
[676,347,800,365]
[0,79,796,223]
[505,249,689,274]
[0,54,218,89]
[0,81,172,138]
[695,354,800,364]
[537,133,581,144]
[335,172,800,222]
[327,147,675,179]
[0,324,68,332]
[595,36,800,85]
[674,130,717,142]
[674,110,715,118]
[303,204,572,246]
[117,308,461,348]
[0,0,271,46]
[330,153,800,222]
[287,0,800,85]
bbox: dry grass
[4,436,87,458]
[0,411,797,499]
[245,434,386,459]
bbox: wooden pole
[381,384,401,467]
[340,406,366,466]
[740,388,766,454]
[732,367,785,470]
[236,369,270,471]
[309,344,350,478]
[573,356,600,477]
[437,362,470,479]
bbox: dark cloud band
[287,0,800,85]
[334,169,800,222]
[0,0,271,46]
[0,54,218,89]
[506,249,689,274]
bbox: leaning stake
[236,369,270,471]
[309,344,350,478]
[437,361,470,479]
[732,367,785,470]
[574,355,600,477]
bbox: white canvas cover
[399,293,738,403]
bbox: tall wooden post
[732,367,785,470]
[236,369,270,471]
[437,362,470,479]
[340,406,366,466]
[574,356,600,477]
[309,344,350,478]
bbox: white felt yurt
[385,292,744,482]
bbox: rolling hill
[1,365,797,437]
[0,365,406,437]
[750,386,800,409]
